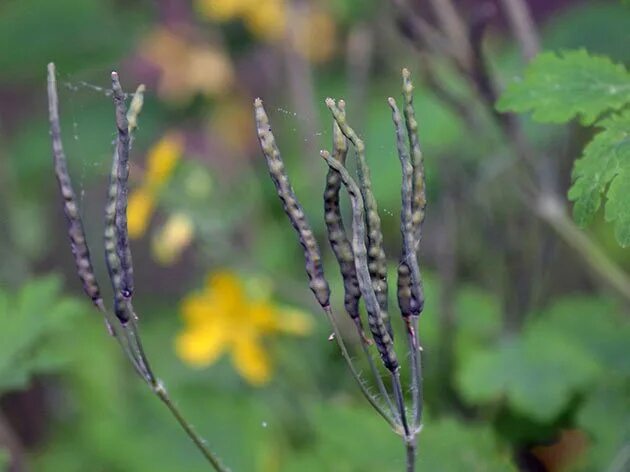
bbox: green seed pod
[321,150,398,372]
[389,97,424,317]
[323,100,363,329]
[111,72,134,300]
[401,69,427,247]
[254,99,330,308]
[325,98,392,335]
[47,63,102,307]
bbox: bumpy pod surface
[323,101,363,324]
[104,85,145,323]
[402,69,427,247]
[47,63,102,307]
[111,72,135,301]
[321,150,398,372]
[389,97,424,317]
[255,99,330,308]
[325,98,392,334]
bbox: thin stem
[324,306,401,433]
[407,317,422,428]
[358,332,398,420]
[154,382,229,472]
[536,195,630,303]
[390,370,410,437]
[406,438,417,472]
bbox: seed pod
[325,98,392,334]
[104,85,145,323]
[321,150,398,372]
[47,63,102,307]
[401,69,427,247]
[111,72,134,300]
[323,100,363,329]
[254,99,330,308]
[389,97,424,317]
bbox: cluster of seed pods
[254,68,427,438]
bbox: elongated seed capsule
[401,69,427,248]
[254,99,330,308]
[389,97,424,317]
[47,63,102,307]
[111,72,135,301]
[321,150,398,372]
[323,100,363,329]
[104,85,145,323]
[325,98,392,334]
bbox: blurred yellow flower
[196,0,286,41]
[151,213,195,265]
[140,27,234,103]
[145,134,184,188]
[196,0,255,21]
[127,188,155,239]
[292,9,337,63]
[175,271,313,386]
[243,0,286,41]
[128,132,183,239]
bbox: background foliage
[0,0,629,471]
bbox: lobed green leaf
[497,49,630,125]
[568,110,630,246]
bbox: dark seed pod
[389,97,424,318]
[323,100,363,328]
[325,98,392,334]
[254,99,331,308]
[104,85,145,323]
[401,69,427,247]
[321,150,398,372]
[47,63,102,307]
[111,72,134,301]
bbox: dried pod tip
[325,97,336,109]
[337,99,346,111]
[402,67,411,79]
[387,97,396,107]
[254,97,263,107]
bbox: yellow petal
[293,10,337,63]
[181,292,216,325]
[195,0,254,21]
[248,301,279,332]
[278,307,313,336]
[232,335,272,386]
[127,188,155,239]
[175,325,229,368]
[206,270,246,314]
[151,213,195,265]
[243,0,286,41]
[145,133,183,188]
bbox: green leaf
[279,406,516,471]
[455,295,623,422]
[576,383,630,471]
[497,49,630,125]
[0,274,86,393]
[457,331,600,422]
[568,110,630,246]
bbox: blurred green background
[0,0,629,471]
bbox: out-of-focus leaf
[0,0,142,82]
[279,406,516,471]
[457,331,600,422]
[0,274,85,392]
[497,50,630,125]
[455,295,628,422]
[576,383,630,471]
[568,110,630,246]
